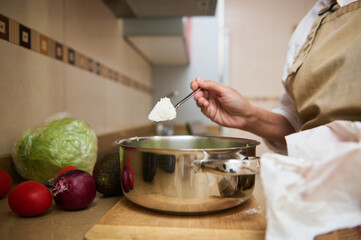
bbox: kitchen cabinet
[101,0,217,66]
[102,0,217,18]
[123,17,191,66]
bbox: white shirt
[267,0,356,153]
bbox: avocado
[92,151,122,196]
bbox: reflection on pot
[142,153,176,182]
[159,154,176,173]
[121,156,134,193]
[142,153,158,182]
[217,175,255,197]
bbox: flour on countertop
[148,97,176,122]
[246,207,263,215]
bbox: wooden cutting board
[85,196,266,240]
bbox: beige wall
[222,0,316,155]
[0,0,152,155]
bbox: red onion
[121,166,134,193]
[121,166,130,193]
[52,169,96,210]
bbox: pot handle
[196,155,260,176]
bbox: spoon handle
[174,88,201,109]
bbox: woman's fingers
[196,78,227,95]
[197,96,209,108]
[194,90,203,100]
[203,90,209,99]
[190,79,200,91]
[191,77,214,109]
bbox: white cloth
[338,0,358,7]
[261,120,361,240]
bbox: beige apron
[285,1,361,130]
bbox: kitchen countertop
[0,175,266,240]
[0,192,121,240]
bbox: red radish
[0,169,12,198]
[52,169,96,210]
[8,181,52,217]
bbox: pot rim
[115,135,260,152]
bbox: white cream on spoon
[148,97,177,122]
[148,88,201,122]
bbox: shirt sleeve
[262,91,302,155]
[272,91,302,132]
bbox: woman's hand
[191,77,255,129]
[191,77,296,143]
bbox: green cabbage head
[12,118,98,182]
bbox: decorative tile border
[0,13,151,94]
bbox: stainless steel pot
[116,135,260,214]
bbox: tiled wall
[0,14,150,93]
[0,0,152,155]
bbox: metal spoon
[174,87,201,109]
